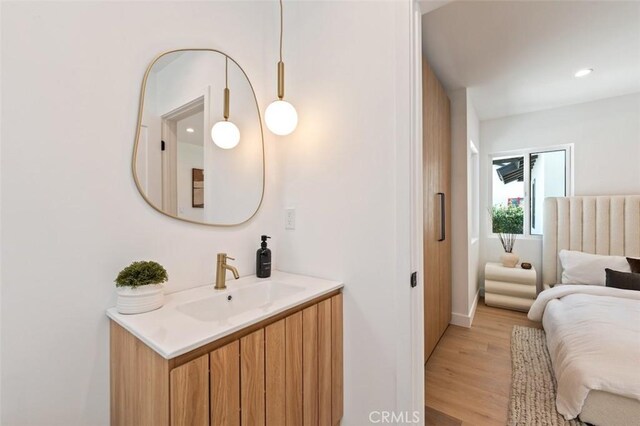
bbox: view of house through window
[492,156,525,235]
[529,150,566,234]
[491,148,569,236]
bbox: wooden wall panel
[331,294,344,425]
[266,320,286,426]
[110,321,170,426]
[317,299,333,426]
[170,354,209,426]
[241,330,265,426]
[303,305,319,426]
[286,312,303,426]
[210,341,240,426]
[422,57,452,360]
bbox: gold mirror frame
[131,49,265,226]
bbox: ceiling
[177,110,205,146]
[152,52,184,73]
[418,0,455,15]
[422,1,640,120]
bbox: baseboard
[469,291,479,325]
[450,291,480,328]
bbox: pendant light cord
[279,0,283,62]
[225,56,228,90]
[223,56,230,120]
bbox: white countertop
[107,271,343,359]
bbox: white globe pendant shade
[211,120,240,149]
[265,100,298,136]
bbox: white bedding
[528,285,640,420]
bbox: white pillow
[559,250,631,285]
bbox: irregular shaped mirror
[133,49,264,225]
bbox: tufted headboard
[543,196,640,285]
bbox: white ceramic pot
[116,284,164,314]
[501,252,520,268]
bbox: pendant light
[265,0,298,136]
[211,56,241,149]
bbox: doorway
[160,96,205,217]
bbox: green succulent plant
[115,261,168,288]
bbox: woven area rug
[509,326,586,426]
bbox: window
[469,140,480,241]
[490,145,572,236]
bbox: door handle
[437,192,445,242]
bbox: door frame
[160,95,206,216]
[408,0,425,420]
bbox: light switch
[285,208,296,230]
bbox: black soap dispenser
[256,235,272,278]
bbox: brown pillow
[627,257,640,273]
[605,268,640,291]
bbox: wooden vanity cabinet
[170,354,209,426]
[110,292,343,426]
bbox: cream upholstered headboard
[543,196,640,285]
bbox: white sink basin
[177,281,305,322]
[106,271,343,359]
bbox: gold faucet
[215,253,240,290]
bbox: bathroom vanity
[107,271,343,426]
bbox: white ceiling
[177,110,205,146]
[418,0,455,15]
[422,1,640,120]
[151,52,184,73]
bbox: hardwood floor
[425,301,541,426]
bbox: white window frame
[488,143,574,239]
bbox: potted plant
[491,204,524,268]
[115,261,168,314]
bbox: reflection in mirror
[134,50,264,226]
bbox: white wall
[480,93,640,290]
[139,74,163,207]
[466,93,480,318]
[177,142,204,222]
[278,1,415,423]
[1,1,417,425]
[449,89,469,318]
[1,2,280,424]
[449,88,480,327]
[0,3,3,419]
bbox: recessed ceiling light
[574,68,593,78]
[186,128,195,133]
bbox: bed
[529,195,640,426]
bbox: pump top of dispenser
[260,235,271,249]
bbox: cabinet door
[331,294,344,425]
[170,354,209,426]
[241,329,265,426]
[266,320,286,426]
[210,341,240,426]
[422,56,452,360]
[303,305,319,426]
[317,299,333,426]
[286,311,303,426]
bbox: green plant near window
[115,261,168,288]
[491,204,524,253]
